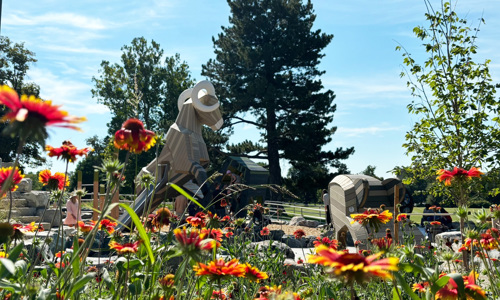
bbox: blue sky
[2,0,499,179]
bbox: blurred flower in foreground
[78,221,94,234]
[308,245,398,284]
[114,118,156,154]
[396,213,408,222]
[153,207,171,228]
[45,140,92,163]
[0,85,86,141]
[350,209,393,232]
[193,258,245,280]
[0,166,24,196]
[436,167,483,186]
[38,170,69,190]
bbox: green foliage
[397,1,500,203]
[202,0,353,191]
[0,36,45,168]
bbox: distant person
[174,194,188,218]
[421,204,434,226]
[438,207,452,227]
[211,184,226,217]
[323,189,332,226]
[64,195,81,227]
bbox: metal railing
[264,201,326,223]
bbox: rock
[283,258,307,272]
[289,216,306,226]
[435,231,462,248]
[270,230,285,241]
[17,178,32,193]
[41,208,63,227]
[281,235,304,248]
[247,241,295,259]
[320,230,335,238]
[304,220,319,228]
[24,191,50,208]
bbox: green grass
[279,203,489,225]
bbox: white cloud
[27,68,110,116]
[41,44,121,57]
[337,125,405,137]
[4,11,111,30]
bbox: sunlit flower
[0,85,86,138]
[186,216,203,227]
[436,167,483,186]
[0,167,24,196]
[174,227,216,256]
[38,170,68,190]
[308,245,399,284]
[109,240,141,255]
[260,227,270,236]
[153,207,171,228]
[243,263,268,282]
[201,228,224,242]
[98,219,117,234]
[313,237,339,250]
[193,258,245,280]
[78,221,94,234]
[412,282,429,293]
[114,118,156,154]
[396,213,408,222]
[159,274,175,289]
[205,211,222,228]
[0,252,8,258]
[293,229,306,239]
[371,237,393,253]
[433,271,486,300]
[350,209,393,232]
[45,140,92,163]
[430,221,441,226]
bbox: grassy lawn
[278,203,488,225]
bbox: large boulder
[304,220,319,228]
[435,231,462,249]
[246,241,295,260]
[24,191,50,208]
[17,178,32,193]
[281,235,305,248]
[289,216,307,226]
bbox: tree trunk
[266,109,282,201]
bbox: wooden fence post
[92,171,99,221]
[394,186,400,241]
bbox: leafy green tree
[91,37,197,193]
[68,135,108,192]
[397,1,500,198]
[398,1,500,258]
[202,0,354,195]
[0,36,45,168]
[360,165,384,181]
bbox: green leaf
[72,236,80,278]
[119,203,155,264]
[101,268,114,290]
[430,275,450,294]
[446,273,465,296]
[7,242,24,262]
[168,183,205,210]
[394,272,422,300]
[0,279,21,292]
[69,273,96,298]
[0,258,16,275]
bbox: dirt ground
[267,224,323,237]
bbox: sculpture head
[177,80,223,130]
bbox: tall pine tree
[202,0,353,194]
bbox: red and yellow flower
[114,118,156,154]
[308,245,399,284]
[186,216,204,228]
[430,221,442,226]
[0,85,86,131]
[158,274,175,289]
[243,263,268,282]
[109,240,141,255]
[436,167,483,186]
[0,166,24,196]
[313,237,339,250]
[193,258,246,280]
[97,219,117,234]
[350,209,393,232]
[78,221,94,234]
[45,140,92,163]
[38,170,69,190]
[396,213,408,222]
